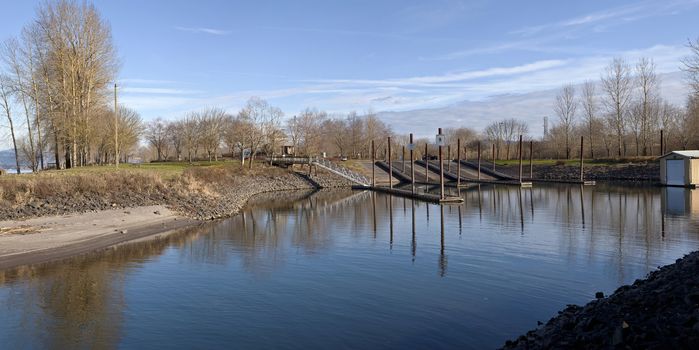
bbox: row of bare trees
[140,97,395,166]
[0,0,144,173]
[547,41,699,159]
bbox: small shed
[659,151,699,187]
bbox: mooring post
[402,145,406,172]
[447,145,451,173]
[477,141,482,181]
[529,140,533,179]
[410,133,415,193]
[439,128,445,200]
[660,129,664,155]
[518,134,523,183]
[388,136,393,189]
[492,143,496,172]
[371,139,375,187]
[580,135,584,182]
[424,143,429,183]
[457,138,461,186]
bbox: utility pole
[114,83,119,168]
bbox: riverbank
[498,162,659,182]
[501,250,699,349]
[0,162,353,269]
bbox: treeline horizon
[1,0,698,174]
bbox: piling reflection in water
[1,185,699,349]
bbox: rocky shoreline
[0,168,353,222]
[501,251,699,349]
[498,162,659,182]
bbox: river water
[1,184,698,349]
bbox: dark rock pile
[501,251,699,349]
[499,163,659,182]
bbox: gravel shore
[501,251,699,349]
[498,162,659,182]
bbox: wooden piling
[477,141,481,181]
[439,128,445,200]
[402,145,406,172]
[371,140,375,187]
[580,136,584,182]
[457,138,461,186]
[447,145,451,173]
[424,143,429,182]
[529,140,533,179]
[388,136,393,189]
[518,135,523,183]
[492,143,496,172]
[410,133,415,193]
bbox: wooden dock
[355,185,464,204]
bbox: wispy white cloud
[175,26,231,36]
[118,45,690,129]
[122,87,202,95]
[511,0,699,37]
[425,0,699,61]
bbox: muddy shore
[501,251,699,349]
[0,169,352,270]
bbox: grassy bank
[0,161,317,220]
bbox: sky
[1,0,698,144]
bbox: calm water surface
[1,184,698,349]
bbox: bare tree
[0,75,20,173]
[2,38,36,171]
[683,37,699,95]
[634,57,659,156]
[167,121,185,161]
[581,81,597,158]
[198,108,227,161]
[602,58,632,157]
[145,117,168,161]
[554,84,577,159]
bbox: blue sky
[1,0,698,138]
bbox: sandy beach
[0,205,199,270]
